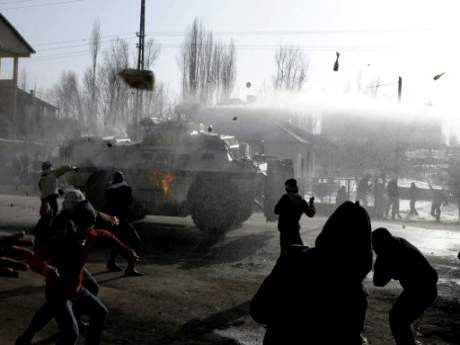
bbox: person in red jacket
[27,200,138,345]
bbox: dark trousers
[431,203,441,222]
[108,219,141,269]
[409,200,418,216]
[279,230,303,252]
[21,269,99,341]
[387,197,401,220]
[389,287,437,345]
[43,194,59,217]
[53,287,108,345]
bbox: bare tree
[179,18,236,104]
[51,71,83,122]
[273,45,308,92]
[88,20,101,124]
[221,40,236,102]
[144,38,161,70]
[98,39,132,132]
[139,38,161,118]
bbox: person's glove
[0,232,33,278]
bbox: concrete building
[0,14,36,137]
[0,14,58,140]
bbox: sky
[1,0,460,112]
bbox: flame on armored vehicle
[60,120,264,236]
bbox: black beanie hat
[285,178,298,193]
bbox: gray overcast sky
[1,0,459,108]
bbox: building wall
[264,141,315,191]
[0,79,15,116]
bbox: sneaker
[124,268,144,277]
[106,263,123,272]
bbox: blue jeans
[52,287,108,345]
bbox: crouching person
[27,200,139,345]
[372,228,438,345]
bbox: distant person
[386,179,402,220]
[31,156,42,192]
[430,186,447,222]
[12,155,22,190]
[38,161,78,216]
[274,178,315,252]
[373,177,386,219]
[105,171,143,276]
[20,154,30,185]
[251,201,372,344]
[357,174,371,207]
[336,185,348,206]
[408,182,419,217]
[372,228,438,345]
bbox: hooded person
[251,201,372,345]
[372,228,438,345]
[274,178,315,251]
[104,171,143,276]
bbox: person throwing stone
[274,178,315,252]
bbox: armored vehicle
[60,120,264,236]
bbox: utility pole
[137,0,145,71]
[135,0,146,123]
[397,76,402,103]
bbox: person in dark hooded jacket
[274,178,315,251]
[372,228,438,345]
[251,201,372,345]
[104,171,143,276]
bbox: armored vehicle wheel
[188,174,239,236]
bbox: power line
[147,28,426,37]
[24,43,388,63]
[37,35,137,51]
[34,33,135,47]
[0,0,83,10]
[30,27,424,49]
[0,0,36,5]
